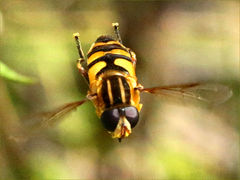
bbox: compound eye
[101,108,120,132]
[124,106,139,128]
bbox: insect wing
[141,83,232,104]
[25,99,88,129]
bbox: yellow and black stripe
[87,35,141,114]
[73,24,143,139]
[101,75,131,108]
[87,36,136,83]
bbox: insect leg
[112,22,122,44]
[73,33,89,83]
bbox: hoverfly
[34,23,232,142]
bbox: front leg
[134,84,144,91]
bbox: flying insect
[37,22,232,142]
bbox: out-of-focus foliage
[0,61,36,84]
[0,0,239,179]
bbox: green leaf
[0,61,37,84]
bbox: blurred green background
[0,0,239,179]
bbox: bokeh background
[0,0,239,179]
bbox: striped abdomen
[87,36,136,83]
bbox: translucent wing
[24,99,88,130]
[141,83,232,104]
